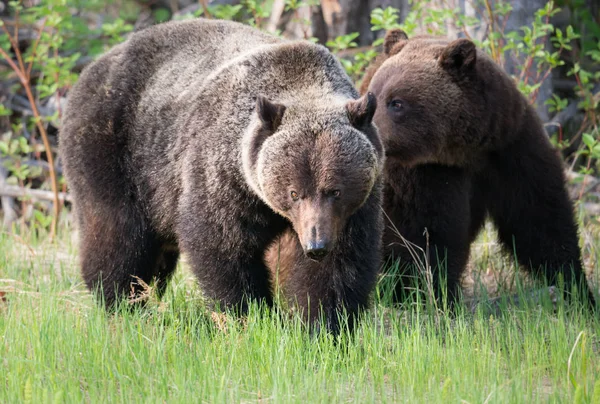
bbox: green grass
[1,228,599,403]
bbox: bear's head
[243,93,383,261]
[363,30,494,167]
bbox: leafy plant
[0,0,136,237]
[0,0,599,237]
[326,32,359,52]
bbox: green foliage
[547,93,569,113]
[0,0,137,232]
[326,32,359,52]
[242,0,272,26]
[285,0,319,12]
[152,8,171,24]
[0,136,41,183]
[209,4,244,21]
[370,6,402,33]
[101,18,134,46]
[342,49,378,84]
[0,0,599,232]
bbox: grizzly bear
[359,29,596,308]
[60,18,385,334]
[267,30,596,310]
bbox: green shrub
[0,0,598,236]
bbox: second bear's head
[363,29,504,167]
[243,93,383,261]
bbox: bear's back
[61,18,359,235]
[64,18,355,151]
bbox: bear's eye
[325,189,340,199]
[388,99,403,112]
[290,190,299,201]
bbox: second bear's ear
[347,92,377,129]
[384,29,409,55]
[439,38,477,74]
[256,96,286,132]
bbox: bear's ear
[439,38,477,74]
[347,92,377,129]
[256,96,286,132]
[384,29,409,55]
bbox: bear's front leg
[383,164,472,309]
[177,203,287,314]
[482,133,596,309]
[282,190,383,335]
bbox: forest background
[0,0,599,236]
[1,1,600,402]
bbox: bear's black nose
[305,241,329,261]
[306,248,328,261]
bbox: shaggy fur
[360,30,596,307]
[60,18,384,334]
[267,30,596,309]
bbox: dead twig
[0,15,60,239]
[0,184,71,203]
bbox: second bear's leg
[383,164,472,309]
[482,134,596,308]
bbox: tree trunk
[313,0,410,45]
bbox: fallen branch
[0,184,71,203]
[0,165,17,228]
[565,170,600,196]
[6,93,58,118]
[582,203,600,216]
[468,286,559,315]
[0,157,64,176]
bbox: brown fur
[364,30,595,307]
[60,18,385,334]
[266,231,298,290]
[268,29,596,309]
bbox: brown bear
[359,29,595,308]
[267,30,596,310]
[60,18,385,334]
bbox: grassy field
[1,222,600,403]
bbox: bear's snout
[293,200,339,262]
[305,237,331,261]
